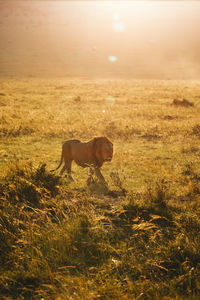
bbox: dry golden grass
[1,78,200,189]
[1,78,200,299]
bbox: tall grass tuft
[1,162,60,207]
[1,166,200,298]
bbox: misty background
[0,1,200,79]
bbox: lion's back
[63,139,94,166]
[62,139,81,159]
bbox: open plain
[1,78,200,299]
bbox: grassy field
[1,78,200,299]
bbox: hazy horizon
[0,1,200,79]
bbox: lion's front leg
[60,159,74,181]
[94,167,107,184]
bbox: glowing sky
[0,1,200,78]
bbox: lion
[51,136,113,184]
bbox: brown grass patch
[172,98,194,107]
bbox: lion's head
[92,136,113,167]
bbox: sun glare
[112,10,126,32]
[1,1,200,79]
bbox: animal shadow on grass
[87,175,127,198]
[87,180,109,196]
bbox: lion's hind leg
[60,159,74,181]
[86,167,95,185]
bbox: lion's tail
[50,152,63,172]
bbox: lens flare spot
[105,96,115,106]
[112,22,126,32]
[108,56,118,63]
[102,109,106,113]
